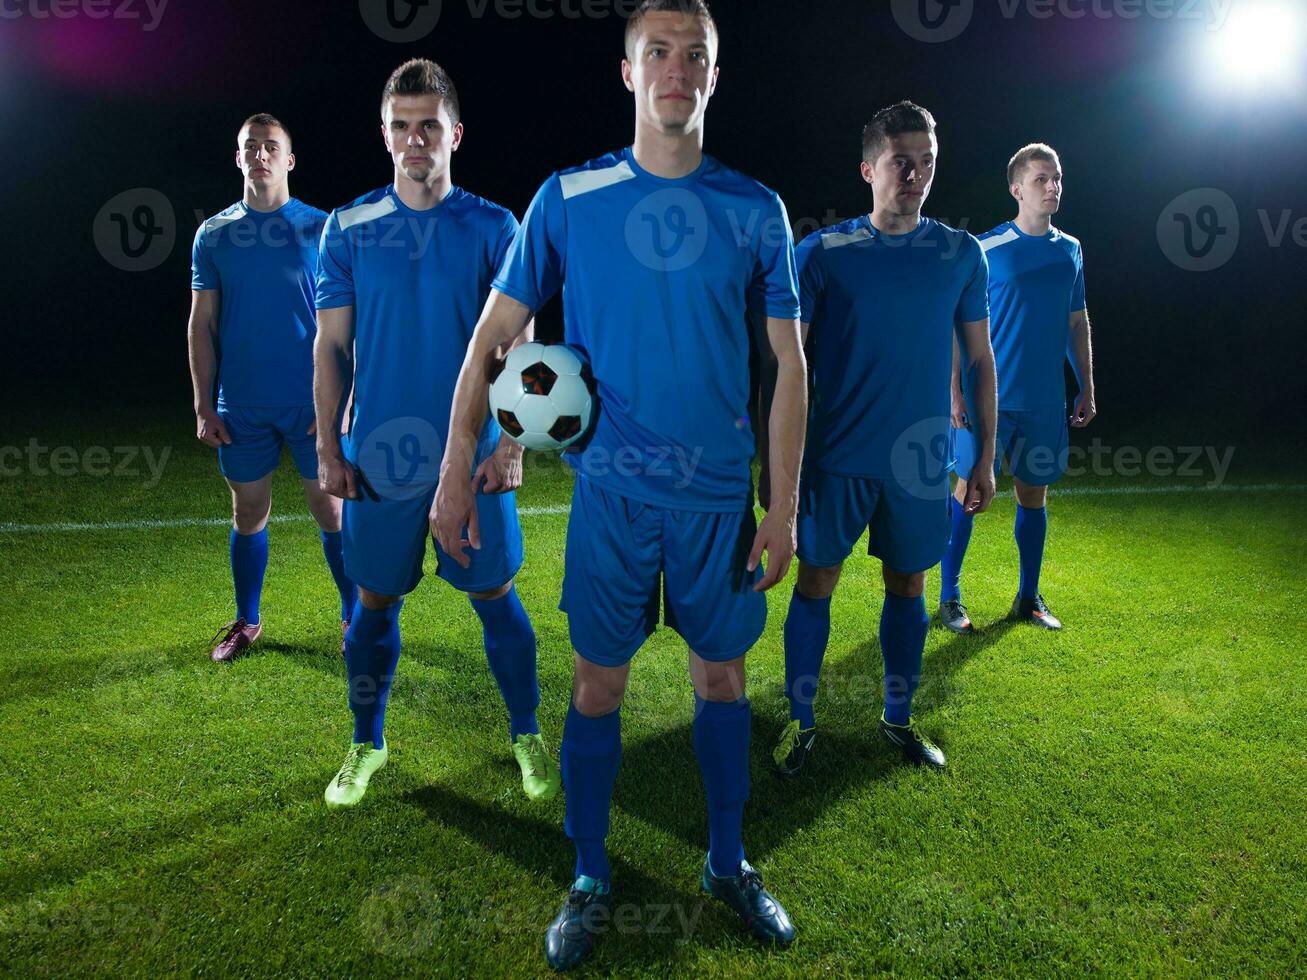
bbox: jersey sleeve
[489,209,521,284]
[492,175,565,312]
[750,193,801,321]
[1070,242,1087,313]
[956,234,990,323]
[190,224,219,291]
[315,211,355,311]
[794,233,824,325]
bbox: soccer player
[939,143,1094,633]
[189,113,357,664]
[772,102,998,777]
[434,1,805,968]
[313,60,558,808]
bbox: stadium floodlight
[1207,1,1303,88]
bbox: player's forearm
[971,351,999,463]
[187,318,218,412]
[1069,313,1094,393]
[766,344,807,514]
[951,333,963,395]
[313,331,353,457]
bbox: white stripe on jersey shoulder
[204,204,248,233]
[559,160,637,200]
[980,226,1020,253]
[820,227,873,250]
[338,195,398,231]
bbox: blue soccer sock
[561,703,622,883]
[343,600,403,750]
[1015,504,1048,601]
[469,586,540,742]
[783,588,832,729]
[319,530,358,622]
[939,495,975,604]
[881,592,929,727]
[693,696,751,879]
[230,527,268,626]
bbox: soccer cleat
[544,876,612,971]
[512,733,561,801]
[1011,593,1062,630]
[324,742,389,808]
[879,714,947,769]
[771,719,817,777]
[702,857,795,946]
[210,618,262,663]
[939,600,976,635]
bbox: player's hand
[472,437,524,494]
[432,470,480,569]
[964,462,996,515]
[196,407,231,448]
[951,388,969,429]
[748,507,796,592]
[1070,388,1097,428]
[319,452,360,501]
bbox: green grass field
[2,417,1304,977]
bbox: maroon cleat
[210,619,263,663]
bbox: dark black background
[2,0,1304,452]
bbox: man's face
[382,94,462,183]
[1014,158,1063,217]
[236,124,293,187]
[622,11,719,133]
[863,130,937,217]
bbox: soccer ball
[488,342,595,451]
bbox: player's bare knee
[1014,480,1047,509]
[357,588,402,612]
[231,500,271,535]
[690,654,746,702]
[468,580,512,602]
[796,561,841,600]
[304,481,342,533]
[883,567,926,598]
[572,654,628,716]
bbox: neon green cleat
[324,742,389,808]
[511,733,561,801]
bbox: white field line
[0,485,1303,535]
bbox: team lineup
[186,0,1095,970]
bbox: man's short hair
[240,113,290,148]
[624,0,718,60]
[380,58,461,126]
[861,101,937,162]
[1007,143,1061,186]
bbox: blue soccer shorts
[796,468,951,575]
[560,474,766,668]
[217,404,319,483]
[952,408,1069,487]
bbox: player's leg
[1007,409,1069,629]
[871,480,950,769]
[546,477,658,971]
[774,470,871,775]
[938,414,1009,634]
[664,505,793,947]
[324,487,429,808]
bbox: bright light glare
[1209,2,1303,86]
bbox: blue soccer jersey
[797,216,989,480]
[316,185,518,474]
[977,221,1086,411]
[493,147,800,512]
[191,198,327,409]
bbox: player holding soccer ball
[188,113,357,664]
[940,144,1094,634]
[772,102,998,776]
[436,1,806,968]
[313,60,558,808]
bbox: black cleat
[702,858,795,946]
[879,714,947,769]
[544,877,612,971]
[771,720,817,777]
[939,600,976,635]
[1011,593,1062,630]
